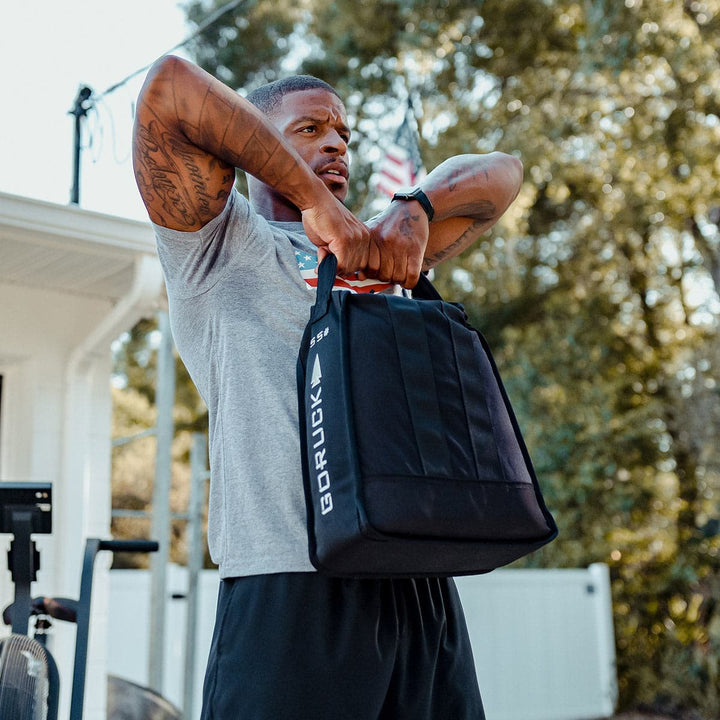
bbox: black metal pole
[7,510,36,636]
[69,538,158,720]
[69,86,93,205]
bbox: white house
[0,191,164,720]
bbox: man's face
[271,89,351,203]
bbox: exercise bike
[0,482,158,720]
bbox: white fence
[107,563,617,720]
[456,563,617,720]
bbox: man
[133,54,522,720]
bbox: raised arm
[365,152,523,286]
[421,152,523,268]
[132,55,368,271]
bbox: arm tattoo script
[167,135,232,222]
[135,117,233,229]
[423,219,486,269]
[134,121,199,228]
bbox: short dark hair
[245,75,342,116]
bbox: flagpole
[360,80,426,219]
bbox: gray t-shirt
[154,190,394,578]
[154,190,322,577]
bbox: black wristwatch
[391,187,435,222]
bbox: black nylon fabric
[297,255,557,577]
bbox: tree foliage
[111,319,211,568]
[110,385,201,568]
[112,0,720,712]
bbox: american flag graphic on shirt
[295,250,395,294]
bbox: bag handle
[412,273,443,301]
[311,253,339,322]
[313,252,442,314]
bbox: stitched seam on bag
[447,305,509,485]
[482,367,511,486]
[341,295,366,518]
[364,475,533,486]
[477,339,515,488]
[385,297,425,473]
[441,304,482,478]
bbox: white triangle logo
[311,354,322,388]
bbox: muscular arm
[420,152,523,269]
[132,55,368,271]
[365,152,522,286]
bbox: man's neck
[249,184,302,222]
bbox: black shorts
[200,572,484,720]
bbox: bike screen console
[0,482,52,534]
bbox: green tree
[111,316,211,567]
[131,0,720,712]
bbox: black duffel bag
[297,254,557,577]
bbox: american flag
[374,99,426,198]
[294,249,394,294]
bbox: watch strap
[392,188,435,222]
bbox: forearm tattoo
[423,219,486,269]
[134,71,300,228]
[446,162,494,219]
[448,166,463,192]
[398,205,423,236]
[134,120,202,227]
[167,135,224,220]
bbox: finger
[357,226,371,269]
[393,250,409,287]
[365,239,382,278]
[378,251,395,283]
[317,245,329,265]
[405,251,423,288]
[347,226,367,272]
[333,244,357,276]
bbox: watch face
[393,188,434,220]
